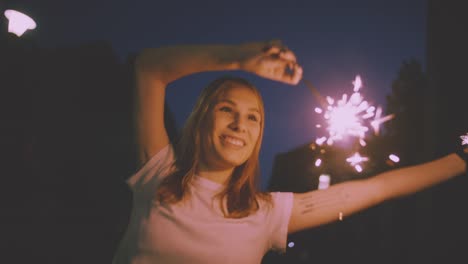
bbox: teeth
[223,136,244,147]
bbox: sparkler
[304,75,395,173]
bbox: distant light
[314,158,322,167]
[288,241,295,248]
[389,154,400,163]
[314,107,323,114]
[318,174,330,190]
[4,9,37,37]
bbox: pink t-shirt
[113,145,293,264]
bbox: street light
[4,9,37,37]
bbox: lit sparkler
[305,75,395,172]
[308,75,394,146]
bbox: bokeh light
[4,9,37,37]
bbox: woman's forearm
[135,44,240,85]
[376,153,466,201]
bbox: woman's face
[201,84,262,170]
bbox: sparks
[346,152,369,166]
[389,154,400,163]
[354,165,363,173]
[315,75,393,147]
[306,76,397,173]
[315,158,322,167]
[461,133,468,145]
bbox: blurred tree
[385,60,427,165]
[382,59,436,264]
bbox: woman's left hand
[237,40,303,85]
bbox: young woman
[113,40,467,264]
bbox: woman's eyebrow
[218,99,260,113]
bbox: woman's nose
[230,115,247,132]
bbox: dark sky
[4,0,427,189]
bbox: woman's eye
[220,106,232,112]
[249,115,259,122]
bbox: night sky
[5,0,427,188]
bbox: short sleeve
[268,192,294,252]
[126,144,175,193]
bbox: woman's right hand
[237,40,303,85]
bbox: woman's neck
[197,164,234,185]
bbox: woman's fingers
[241,40,302,84]
[263,59,303,84]
[263,41,297,62]
[262,39,283,53]
[279,49,297,62]
[281,62,302,84]
[290,63,303,84]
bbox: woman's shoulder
[127,144,176,192]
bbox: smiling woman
[112,41,467,264]
[200,81,263,182]
[157,77,268,220]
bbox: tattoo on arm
[298,188,349,215]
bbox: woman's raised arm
[288,151,467,234]
[134,41,302,165]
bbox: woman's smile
[220,134,246,148]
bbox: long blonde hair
[157,76,271,218]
